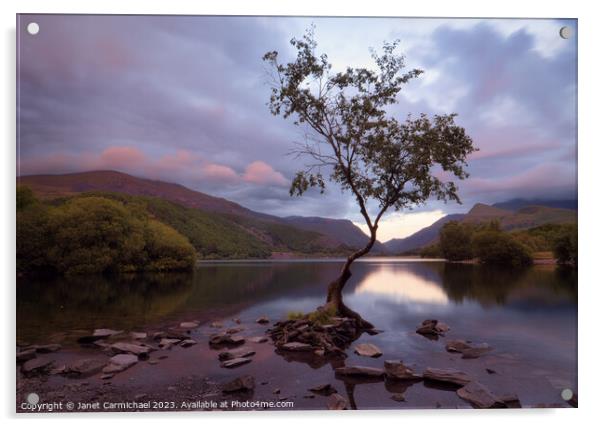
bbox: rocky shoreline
[16,314,577,412]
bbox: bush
[473,229,533,267]
[553,224,577,266]
[287,311,305,320]
[439,221,474,261]
[419,243,441,258]
[144,220,196,271]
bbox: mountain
[384,202,577,254]
[18,170,382,255]
[284,216,388,253]
[492,198,577,212]
[462,203,576,230]
[384,214,465,254]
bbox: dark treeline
[17,186,196,275]
[420,220,577,267]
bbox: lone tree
[263,29,476,328]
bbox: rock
[273,388,280,394]
[456,381,505,408]
[354,343,383,358]
[159,338,182,349]
[280,341,313,352]
[391,393,406,402]
[68,358,106,376]
[309,384,337,396]
[256,316,270,324]
[17,349,37,363]
[335,366,385,378]
[499,393,522,408]
[423,368,471,386]
[248,336,268,343]
[130,332,147,340]
[220,357,252,368]
[445,340,473,353]
[218,347,256,361]
[461,344,492,359]
[147,359,159,365]
[165,329,191,340]
[135,393,147,400]
[486,368,497,374]
[416,319,450,337]
[209,334,245,347]
[314,349,325,357]
[210,321,223,328]
[435,322,450,333]
[327,393,348,410]
[384,360,422,380]
[50,365,67,375]
[22,357,53,375]
[100,373,114,380]
[180,321,199,329]
[26,344,62,353]
[233,318,241,324]
[103,354,139,374]
[222,375,255,392]
[180,339,197,347]
[93,329,123,338]
[226,327,244,334]
[111,342,151,356]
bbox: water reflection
[355,266,449,305]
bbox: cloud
[243,161,288,186]
[355,210,447,242]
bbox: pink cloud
[99,146,147,169]
[242,161,288,186]
[199,163,239,182]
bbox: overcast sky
[17,15,577,241]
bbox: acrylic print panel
[16,15,577,412]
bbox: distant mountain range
[18,170,385,256]
[17,170,577,258]
[384,200,577,254]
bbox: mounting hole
[561,388,573,401]
[559,26,571,39]
[27,22,40,35]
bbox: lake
[16,258,578,410]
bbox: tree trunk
[324,230,376,330]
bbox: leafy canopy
[263,27,476,235]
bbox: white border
[2,1,599,426]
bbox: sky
[17,15,577,241]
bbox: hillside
[18,171,380,256]
[492,198,577,212]
[384,214,465,254]
[384,202,577,254]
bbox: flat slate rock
[335,366,385,377]
[248,336,268,343]
[309,384,338,396]
[209,334,245,347]
[103,354,138,374]
[280,341,313,352]
[256,316,270,324]
[423,367,471,386]
[93,329,124,338]
[461,344,492,359]
[327,393,348,410]
[384,360,422,380]
[159,338,182,349]
[456,381,504,408]
[180,321,200,329]
[220,357,252,368]
[354,343,383,358]
[391,393,406,402]
[111,342,151,356]
[68,358,106,376]
[22,357,54,374]
[218,347,256,361]
[17,349,37,363]
[130,332,147,340]
[445,340,473,353]
[222,375,255,392]
[180,339,197,347]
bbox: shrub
[439,221,474,261]
[144,220,196,271]
[553,224,577,266]
[287,311,305,320]
[473,229,533,267]
[307,304,337,325]
[419,243,441,258]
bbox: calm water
[17,258,578,409]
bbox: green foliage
[17,185,38,211]
[287,311,305,320]
[419,243,441,258]
[307,304,337,325]
[264,27,475,246]
[553,224,577,266]
[439,221,474,261]
[16,188,196,275]
[511,223,577,253]
[472,228,533,267]
[144,220,196,271]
